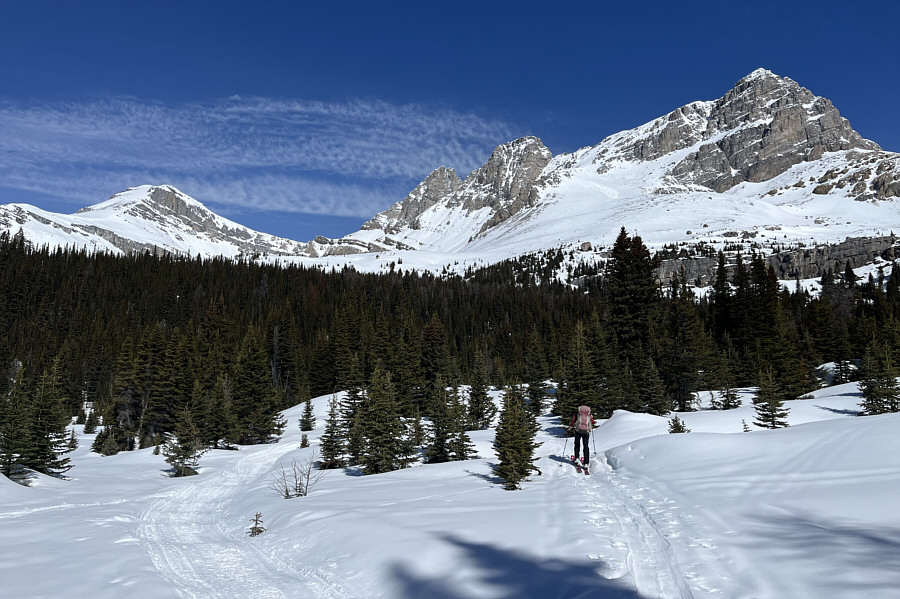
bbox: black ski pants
[573,431,590,464]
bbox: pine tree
[493,386,541,490]
[318,396,346,469]
[424,377,453,464]
[522,327,548,415]
[0,365,29,482]
[447,385,476,461]
[299,398,316,431]
[466,350,496,430]
[710,350,741,410]
[606,227,658,355]
[83,407,99,434]
[363,367,415,474]
[424,377,472,464]
[554,322,598,420]
[231,328,286,445]
[858,340,900,415]
[162,407,208,477]
[752,367,790,429]
[24,360,75,477]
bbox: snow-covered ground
[2,383,898,599]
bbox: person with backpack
[568,405,595,471]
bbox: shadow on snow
[390,534,639,599]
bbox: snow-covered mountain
[0,185,315,258]
[349,68,899,261]
[4,69,899,275]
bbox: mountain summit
[337,68,897,259]
[2,70,898,268]
[0,185,308,258]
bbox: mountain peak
[740,67,779,83]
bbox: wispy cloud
[0,96,516,216]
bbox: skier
[568,405,595,472]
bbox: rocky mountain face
[3,69,899,280]
[347,69,898,258]
[593,69,886,192]
[670,70,877,191]
[657,235,898,286]
[361,136,552,239]
[0,185,309,258]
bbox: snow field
[1,385,899,598]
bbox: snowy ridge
[2,70,898,277]
[0,185,311,258]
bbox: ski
[571,455,581,473]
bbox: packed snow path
[546,448,739,598]
[138,442,347,599]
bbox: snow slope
[2,384,898,598]
[4,71,899,279]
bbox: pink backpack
[574,405,592,433]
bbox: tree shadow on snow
[545,424,570,438]
[390,534,639,599]
[747,511,900,591]
[813,404,861,416]
[549,454,577,466]
[465,468,505,485]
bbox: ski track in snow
[137,442,347,599]
[561,455,735,598]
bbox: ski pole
[563,434,568,458]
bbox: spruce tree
[24,360,74,477]
[424,377,453,464]
[447,385,476,461]
[493,386,541,490]
[299,398,316,431]
[0,365,29,482]
[554,322,598,420]
[523,327,548,415]
[363,367,415,474]
[83,408,99,434]
[710,350,741,410]
[162,407,208,477]
[659,270,711,412]
[420,314,452,415]
[634,352,669,416]
[424,377,472,464]
[197,375,236,449]
[318,396,346,469]
[345,409,367,466]
[858,340,900,415]
[231,328,286,445]
[606,227,658,355]
[752,367,790,429]
[466,350,496,430]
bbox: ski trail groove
[568,456,736,599]
[138,443,336,599]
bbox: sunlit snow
[2,385,898,598]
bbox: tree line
[2,226,900,482]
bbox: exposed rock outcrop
[362,167,463,234]
[668,70,880,192]
[656,235,898,286]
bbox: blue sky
[1,1,898,241]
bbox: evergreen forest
[3,226,900,481]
